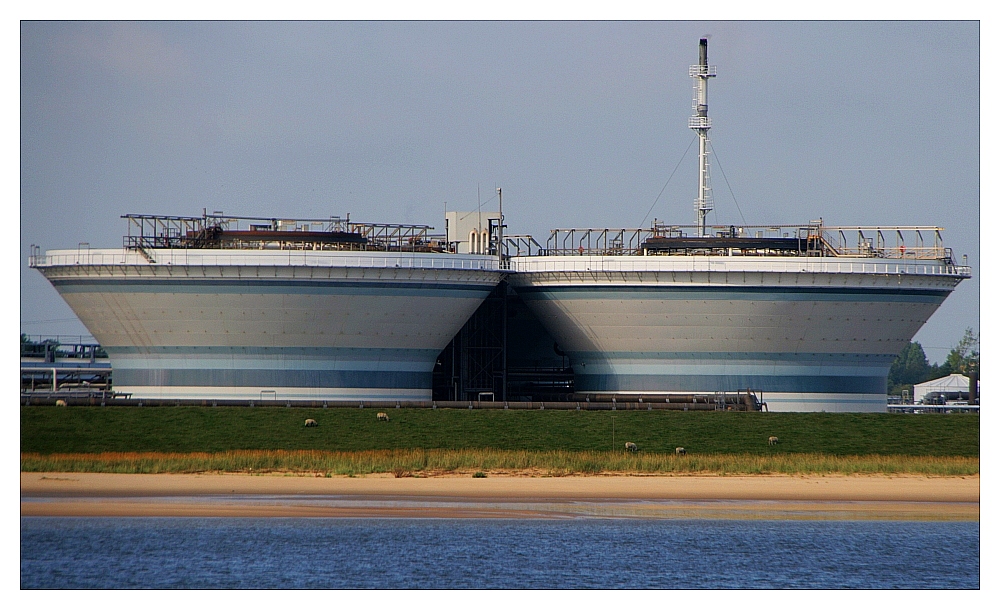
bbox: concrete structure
[445,211,501,254]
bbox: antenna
[690,37,717,236]
[496,186,503,262]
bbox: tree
[943,327,979,376]
[20,333,61,360]
[888,341,931,396]
[888,330,979,398]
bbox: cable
[709,141,747,227]
[640,134,697,228]
[21,318,82,325]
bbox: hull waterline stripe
[568,351,898,364]
[114,368,431,390]
[575,373,887,394]
[107,346,440,360]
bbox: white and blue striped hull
[35,249,502,401]
[509,255,966,412]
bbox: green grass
[21,406,979,457]
[19,449,980,476]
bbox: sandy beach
[21,472,979,520]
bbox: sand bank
[21,473,978,520]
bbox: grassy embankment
[21,406,979,476]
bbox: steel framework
[121,213,448,253]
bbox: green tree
[943,328,979,376]
[888,341,931,396]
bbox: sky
[19,20,980,364]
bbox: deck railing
[30,249,502,271]
[508,256,971,277]
[503,222,956,262]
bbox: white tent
[914,374,971,404]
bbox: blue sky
[19,21,979,364]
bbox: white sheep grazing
[304,418,318,427]
[55,399,67,407]
[675,447,686,456]
[768,436,778,446]
[624,442,638,452]
[377,412,390,422]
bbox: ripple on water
[20,517,979,589]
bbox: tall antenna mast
[690,37,717,236]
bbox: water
[21,517,978,589]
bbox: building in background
[445,211,501,254]
[914,374,973,405]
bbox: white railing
[29,249,970,278]
[509,255,971,278]
[30,249,502,272]
[689,65,717,77]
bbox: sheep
[377,412,390,422]
[304,418,318,427]
[55,399,67,407]
[624,442,638,452]
[675,447,686,456]
[768,436,778,446]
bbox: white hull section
[510,255,967,412]
[35,248,502,400]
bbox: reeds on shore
[19,449,980,476]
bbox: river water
[21,517,979,589]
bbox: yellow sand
[21,472,979,520]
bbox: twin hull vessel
[30,219,969,411]
[29,39,971,411]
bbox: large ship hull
[34,248,502,401]
[509,255,967,411]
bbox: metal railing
[20,334,100,347]
[817,226,946,260]
[501,234,545,257]
[508,255,971,277]
[689,65,717,77]
[512,222,957,262]
[30,249,503,272]
[546,227,662,256]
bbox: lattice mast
[689,38,717,236]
